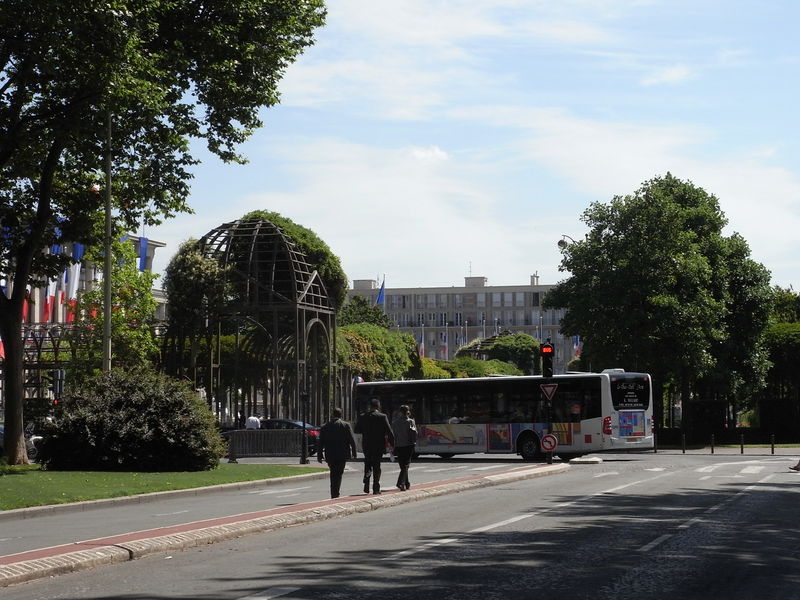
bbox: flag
[138,237,149,271]
[573,335,582,356]
[44,276,58,322]
[419,332,425,358]
[375,278,385,306]
[66,243,85,322]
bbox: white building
[348,275,580,374]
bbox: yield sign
[540,383,558,400]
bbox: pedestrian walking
[392,404,417,491]
[790,459,800,472]
[317,407,357,499]
[354,398,395,494]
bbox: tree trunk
[0,300,30,465]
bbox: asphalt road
[4,451,800,599]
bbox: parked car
[0,424,41,461]
[259,418,320,455]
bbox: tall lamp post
[102,112,113,372]
[557,234,577,250]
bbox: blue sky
[146,0,800,290]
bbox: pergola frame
[196,219,337,426]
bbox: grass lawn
[0,463,327,511]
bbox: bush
[38,367,225,471]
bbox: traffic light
[540,342,554,377]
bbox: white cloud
[641,64,694,86]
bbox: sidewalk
[0,460,568,588]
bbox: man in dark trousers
[318,407,357,499]
[354,398,395,495]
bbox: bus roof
[355,372,649,388]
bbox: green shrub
[38,366,225,471]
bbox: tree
[545,174,772,431]
[339,294,392,328]
[69,238,160,377]
[339,323,419,381]
[162,239,229,386]
[0,1,325,463]
[759,288,800,436]
[457,332,539,374]
[772,286,800,323]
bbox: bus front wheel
[518,434,540,461]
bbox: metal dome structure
[197,218,336,428]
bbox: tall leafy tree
[70,238,160,375]
[339,294,392,328]
[0,0,326,463]
[545,174,771,428]
[162,238,229,385]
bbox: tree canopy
[241,210,348,308]
[456,332,539,374]
[338,294,392,328]
[545,173,772,427]
[0,0,326,463]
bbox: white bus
[354,370,654,461]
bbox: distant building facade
[348,274,580,374]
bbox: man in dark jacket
[318,407,358,499]
[354,398,395,494]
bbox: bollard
[740,433,744,454]
[771,434,775,455]
[682,433,686,454]
[711,434,715,454]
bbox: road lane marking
[383,471,674,561]
[593,472,619,478]
[741,466,764,474]
[381,537,460,560]
[469,514,535,533]
[248,487,311,496]
[469,465,505,471]
[639,534,672,552]
[239,586,299,599]
[153,510,189,517]
[423,465,472,473]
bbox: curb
[0,463,567,588]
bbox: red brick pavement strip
[0,463,568,588]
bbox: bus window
[428,391,460,424]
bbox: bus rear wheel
[518,434,540,461]
[437,453,455,459]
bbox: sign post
[541,433,558,464]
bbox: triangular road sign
[540,383,558,400]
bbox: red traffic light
[541,344,554,354]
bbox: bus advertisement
[354,370,654,461]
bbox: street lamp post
[557,234,577,250]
